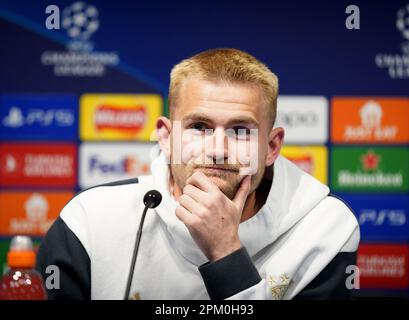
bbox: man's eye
[190,123,207,131]
[232,126,251,136]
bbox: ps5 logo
[2,107,74,128]
[358,209,406,227]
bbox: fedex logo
[79,143,154,189]
[89,156,138,174]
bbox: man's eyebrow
[182,113,259,127]
[182,113,213,124]
[226,116,259,127]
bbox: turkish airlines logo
[94,105,146,132]
[3,154,19,174]
[19,154,73,177]
[358,244,409,288]
[0,144,77,187]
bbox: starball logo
[374,4,409,79]
[43,2,119,76]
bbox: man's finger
[183,184,208,203]
[179,194,205,216]
[232,175,252,211]
[175,205,199,226]
[186,171,218,193]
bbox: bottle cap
[7,236,36,268]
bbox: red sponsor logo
[0,143,77,187]
[361,149,381,171]
[288,155,314,175]
[94,105,146,132]
[358,244,409,289]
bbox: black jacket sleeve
[294,252,358,300]
[35,217,91,300]
[199,247,358,300]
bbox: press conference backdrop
[0,0,408,299]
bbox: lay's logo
[280,146,327,184]
[94,105,146,132]
[80,94,162,141]
[287,154,314,175]
[331,97,409,144]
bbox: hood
[150,147,330,266]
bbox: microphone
[124,190,162,300]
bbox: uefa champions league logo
[43,2,119,76]
[396,4,409,41]
[45,1,100,43]
[374,3,409,78]
[62,2,99,41]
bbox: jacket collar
[150,149,329,266]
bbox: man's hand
[175,171,251,262]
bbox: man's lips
[195,166,239,174]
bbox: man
[36,48,360,300]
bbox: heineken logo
[338,171,403,188]
[331,147,408,192]
[361,149,380,171]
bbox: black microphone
[124,190,162,300]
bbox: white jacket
[36,148,360,300]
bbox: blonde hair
[168,48,279,125]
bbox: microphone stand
[124,205,149,300]
[124,190,161,300]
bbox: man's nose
[206,127,229,164]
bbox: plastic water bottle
[0,236,47,300]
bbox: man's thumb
[233,175,251,210]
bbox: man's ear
[156,116,172,159]
[265,127,285,167]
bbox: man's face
[164,77,279,199]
